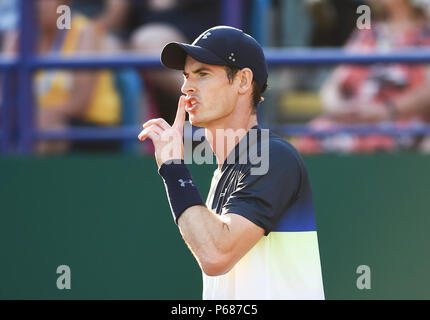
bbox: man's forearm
[156,159,230,272]
[177,205,233,275]
[178,205,230,256]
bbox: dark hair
[224,66,267,114]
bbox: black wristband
[158,159,204,224]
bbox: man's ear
[237,68,253,95]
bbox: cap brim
[161,42,227,70]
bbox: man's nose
[181,78,196,95]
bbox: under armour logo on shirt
[202,32,211,39]
[178,179,195,187]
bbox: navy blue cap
[161,26,268,91]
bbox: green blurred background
[1,153,429,299]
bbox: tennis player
[138,26,325,299]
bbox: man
[138,26,325,299]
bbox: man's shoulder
[266,129,303,168]
[243,127,305,177]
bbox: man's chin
[188,116,206,128]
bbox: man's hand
[138,95,186,168]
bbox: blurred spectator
[309,0,367,48]
[32,0,121,154]
[294,0,430,154]
[130,23,186,126]
[72,0,129,31]
[71,0,129,49]
[259,0,366,126]
[126,0,220,43]
[0,0,18,53]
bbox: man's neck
[205,114,258,169]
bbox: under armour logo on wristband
[178,179,195,187]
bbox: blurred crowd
[0,0,430,155]
[291,0,430,154]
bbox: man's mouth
[185,97,198,112]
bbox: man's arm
[177,206,264,276]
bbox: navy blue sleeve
[222,139,304,236]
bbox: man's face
[181,56,239,127]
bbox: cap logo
[202,32,212,39]
[228,53,236,62]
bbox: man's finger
[172,95,186,131]
[138,124,162,141]
[138,129,159,142]
[142,118,170,130]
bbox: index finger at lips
[172,95,186,130]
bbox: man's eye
[199,72,208,77]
